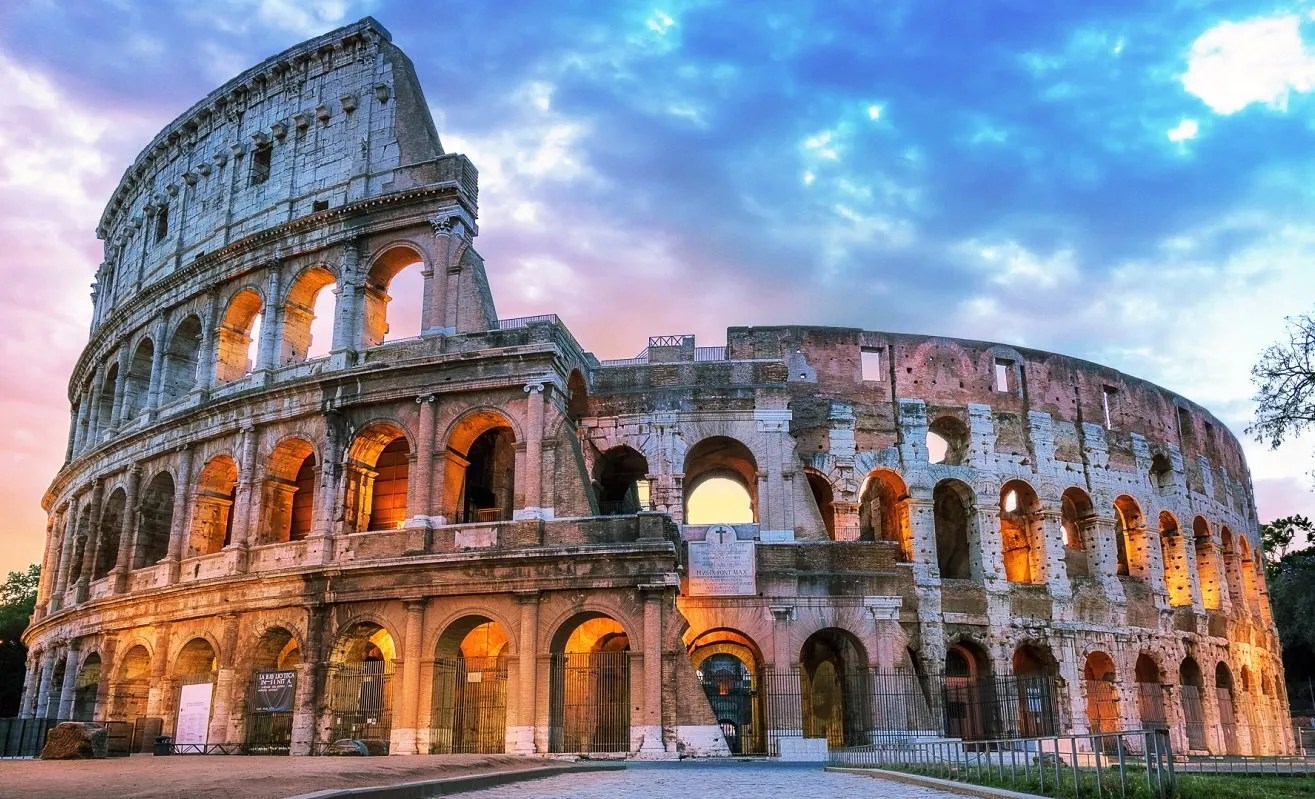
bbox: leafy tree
[1251,312,1315,449]
[0,564,40,717]
[1260,515,1315,575]
[1268,543,1315,712]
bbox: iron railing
[831,729,1177,799]
[549,651,630,753]
[495,314,560,330]
[430,656,508,754]
[326,661,393,750]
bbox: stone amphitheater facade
[21,18,1293,758]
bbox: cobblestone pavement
[457,762,964,798]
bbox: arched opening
[593,445,650,515]
[549,614,631,753]
[1239,538,1262,615]
[944,641,993,740]
[1240,665,1261,754]
[805,469,836,539]
[799,628,870,748]
[327,622,396,748]
[363,246,424,346]
[1113,495,1145,578]
[1160,513,1192,607]
[566,370,589,422]
[173,638,217,746]
[281,266,338,363]
[243,627,301,754]
[122,339,154,419]
[215,288,263,384]
[1061,488,1094,579]
[135,472,175,568]
[1216,663,1239,754]
[73,653,102,721]
[1179,657,1207,750]
[689,628,764,755]
[1149,453,1174,491]
[161,314,203,404]
[1012,644,1060,737]
[859,469,912,560]
[1134,653,1166,730]
[684,436,758,525]
[189,456,238,557]
[96,364,118,436]
[933,479,974,579]
[1083,651,1119,749]
[430,616,511,754]
[459,428,515,523]
[1000,480,1044,584]
[108,645,150,725]
[93,488,127,580]
[261,438,317,544]
[1193,517,1222,610]
[344,425,410,532]
[1221,527,1244,606]
[927,416,969,466]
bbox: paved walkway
[457,762,966,798]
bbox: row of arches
[73,244,431,455]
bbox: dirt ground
[0,753,575,799]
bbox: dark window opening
[154,206,169,243]
[312,199,329,213]
[251,145,272,185]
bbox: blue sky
[1,0,1314,572]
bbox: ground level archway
[548,614,631,754]
[430,616,510,754]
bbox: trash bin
[153,736,173,756]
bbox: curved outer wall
[23,17,1292,759]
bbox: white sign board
[688,524,756,596]
[175,682,213,746]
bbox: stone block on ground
[40,722,108,760]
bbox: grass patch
[1176,774,1315,799]
[867,763,1315,798]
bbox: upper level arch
[363,242,428,346]
[683,435,758,525]
[215,286,264,384]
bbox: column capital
[403,597,428,613]
[415,393,436,404]
[514,590,541,605]
[769,605,795,623]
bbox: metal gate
[430,656,508,754]
[698,655,763,754]
[327,660,393,748]
[1137,683,1167,729]
[245,711,293,754]
[1216,687,1239,754]
[1181,685,1207,750]
[1085,680,1121,753]
[549,651,630,753]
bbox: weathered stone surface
[40,722,108,760]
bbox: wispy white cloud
[1182,14,1315,114]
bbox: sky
[3,0,1315,575]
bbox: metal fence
[325,661,393,750]
[430,656,508,754]
[831,729,1177,799]
[548,651,630,753]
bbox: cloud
[1182,14,1315,114]
[1167,118,1199,142]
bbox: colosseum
[19,17,1293,760]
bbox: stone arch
[67,503,94,586]
[933,478,975,579]
[683,435,758,525]
[1134,652,1167,729]
[592,445,650,515]
[804,468,836,539]
[344,422,411,532]
[566,369,589,422]
[1239,537,1262,615]
[1193,516,1222,610]
[927,415,970,466]
[280,264,338,364]
[1061,487,1094,578]
[1216,662,1239,754]
[161,313,203,403]
[260,437,317,544]
[430,614,513,754]
[1159,512,1192,607]
[548,611,632,753]
[1082,651,1120,740]
[215,287,264,384]
[189,455,238,556]
[363,243,427,347]
[135,470,175,568]
[1221,526,1244,605]
[1000,479,1044,584]
[108,643,151,721]
[122,337,154,420]
[859,469,912,560]
[93,487,127,580]
[238,624,302,751]
[688,628,765,755]
[443,408,518,524]
[1149,453,1174,491]
[326,620,397,747]
[1113,495,1147,578]
[96,362,119,437]
[1012,642,1060,737]
[799,627,870,747]
[944,639,993,740]
[73,652,102,721]
[1179,656,1207,750]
